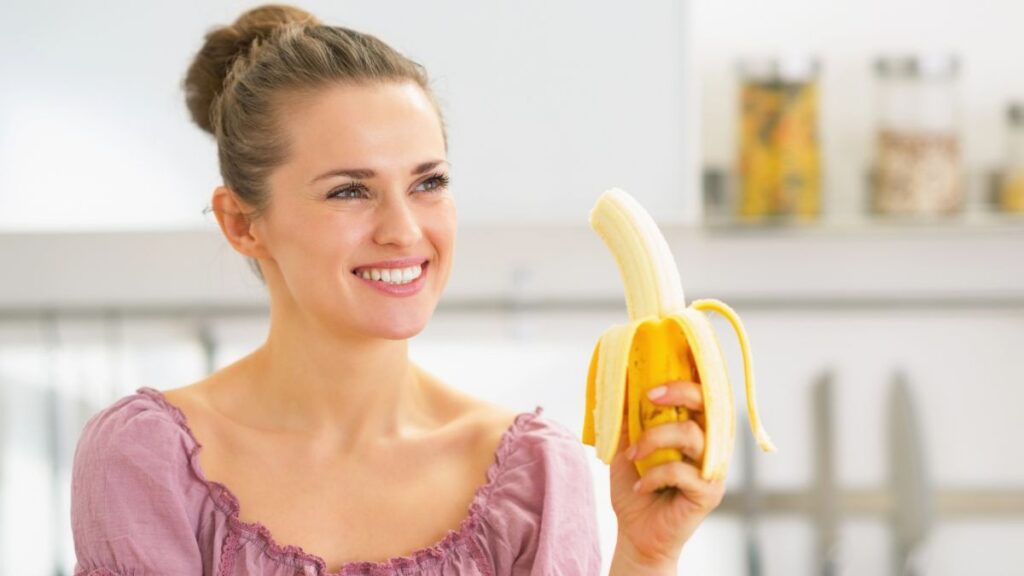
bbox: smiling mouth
[351,260,430,278]
[351,259,430,275]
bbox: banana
[582,187,776,481]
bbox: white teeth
[357,264,423,285]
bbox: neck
[232,301,427,453]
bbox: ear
[210,185,270,259]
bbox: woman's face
[255,81,455,341]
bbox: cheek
[426,215,456,255]
[432,201,457,238]
[277,211,361,270]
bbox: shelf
[718,487,1024,519]
[0,221,1022,314]
[701,209,1024,238]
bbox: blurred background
[2,0,1023,574]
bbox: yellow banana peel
[582,187,776,481]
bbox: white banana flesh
[583,187,776,482]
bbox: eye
[327,173,450,200]
[415,172,450,193]
[328,182,369,200]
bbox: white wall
[0,0,698,231]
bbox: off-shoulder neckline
[134,385,544,575]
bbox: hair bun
[182,4,321,135]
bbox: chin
[364,309,433,340]
[372,322,428,341]
[382,329,426,341]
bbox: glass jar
[999,102,1024,213]
[871,55,963,216]
[735,56,822,223]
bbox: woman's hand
[608,381,726,569]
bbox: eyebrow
[309,160,449,184]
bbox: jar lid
[737,55,820,82]
[875,54,960,78]
[736,56,777,81]
[874,56,916,77]
[914,54,960,78]
[777,55,819,81]
[1008,102,1024,125]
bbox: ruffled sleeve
[70,393,203,575]
[482,410,602,576]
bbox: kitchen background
[1,0,1022,575]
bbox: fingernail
[633,480,642,492]
[625,445,637,460]
[647,385,667,400]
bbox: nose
[372,192,423,248]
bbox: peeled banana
[582,188,776,482]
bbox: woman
[69,4,723,575]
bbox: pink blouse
[70,386,602,575]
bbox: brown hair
[182,4,449,283]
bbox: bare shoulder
[471,401,521,457]
[415,366,520,455]
[160,357,246,427]
[161,381,204,410]
[460,400,521,477]
[161,376,217,416]
[160,377,225,452]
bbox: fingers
[633,460,727,508]
[625,380,705,463]
[621,380,724,508]
[627,418,704,462]
[647,380,703,411]
[692,411,706,429]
